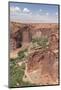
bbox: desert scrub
[18,48,28,61]
[32,36,49,48]
[9,58,35,87]
[9,58,25,87]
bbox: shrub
[9,59,25,87]
[9,58,35,87]
[32,36,49,48]
[18,48,28,61]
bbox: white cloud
[29,12,32,15]
[56,12,58,15]
[40,9,42,12]
[15,7,20,11]
[46,12,49,16]
[22,8,32,15]
[23,8,30,13]
[10,6,21,13]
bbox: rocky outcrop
[24,32,59,85]
[10,22,59,52]
[23,47,58,85]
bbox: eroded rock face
[10,22,58,52]
[10,25,32,51]
[27,49,56,72]
[25,49,58,85]
[22,25,32,45]
[10,29,22,52]
[23,32,59,85]
[49,33,58,50]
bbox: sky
[9,2,58,23]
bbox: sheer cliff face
[10,22,58,52]
[10,23,32,51]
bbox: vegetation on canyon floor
[9,36,51,87]
[9,58,35,87]
[9,37,48,87]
